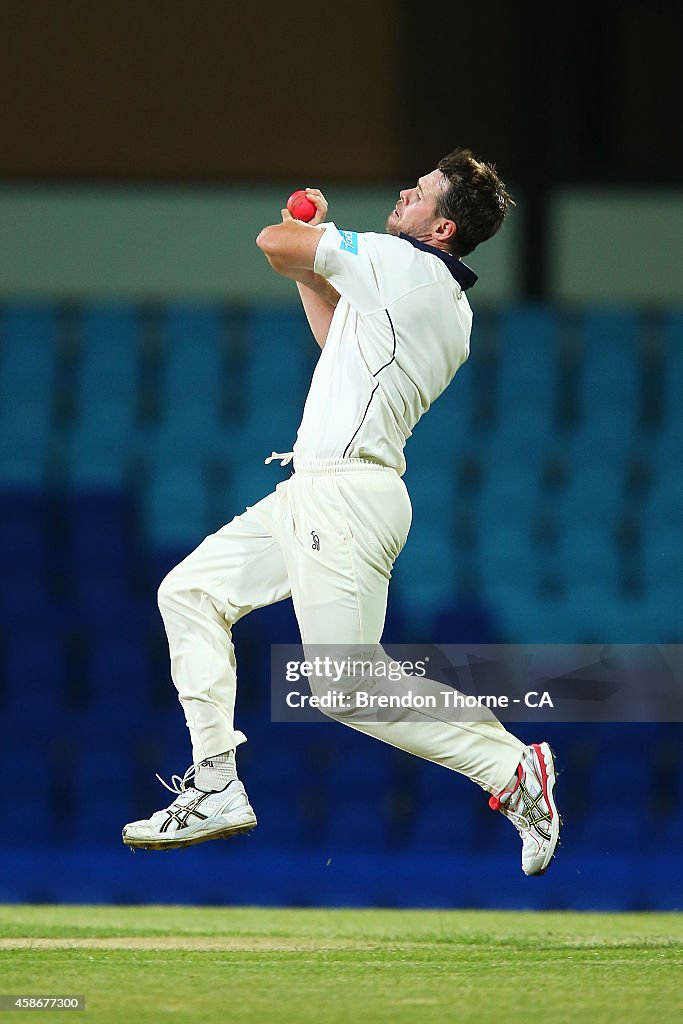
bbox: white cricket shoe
[489,742,561,876]
[122,765,257,851]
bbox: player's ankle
[195,750,238,792]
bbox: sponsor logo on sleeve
[339,230,359,255]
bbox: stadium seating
[0,298,681,910]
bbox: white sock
[195,750,238,792]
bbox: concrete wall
[1,185,681,306]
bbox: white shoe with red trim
[122,765,257,851]
[489,742,561,876]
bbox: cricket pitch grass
[1,905,681,1023]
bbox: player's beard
[386,208,401,236]
[386,208,435,241]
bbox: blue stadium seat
[162,303,223,412]
[86,632,151,704]
[559,465,625,528]
[477,465,541,527]
[216,456,284,524]
[0,492,50,570]
[2,626,67,713]
[636,586,683,642]
[561,583,639,643]
[661,309,683,433]
[645,467,683,528]
[413,760,482,839]
[144,460,211,546]
[486,404,554,467]
[0,400,53,486]
[478,525,537,589]
[411,799,478,852]
[0,303,58,403]
[497,305,559,422]
[324,745,394,798]
[79,304,140,405]
[404,466,454,512]
[642,528,683,589]
[66,304,141,486]
[244,308,309,405]
[392,524,457,619]
[433,596,498,643]
[579,308,640,412]
[70,740,136,843]
[405,380,470,471]
[324,800,388,850]
[0,569,54,628]
[570,404,639,467]
[488,585,585,643]
[560,525,620,588]
[66,493,133,566]
[67,405,137,488]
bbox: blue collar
[400,234,478,291]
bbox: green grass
[1,905,682,1023]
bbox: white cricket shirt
[292,223,476,476]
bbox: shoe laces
[489,766,531,833]
[155,763,197,796]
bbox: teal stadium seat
[477,465,541,530]
[654,313,683,482]
[482,306,559,468]
[245,308,310,404]
[163,304,223,412]
[560,524,620,589]
[496,306,559,422]
[66,305,140,488]
[237,308,312,451]
[559,464,626,528]
[392,522,457,624]
[0,303,58,403]
[580,308,640,410]
[144,461,212,548]
[478,523,538,590]
[644,466,683,529]
[642,527,683,589]
[146,305,225,464]
[404,366,471,472]
[0,303,59,487]
[0,399,53,487]
[570,309,641,466]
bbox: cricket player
[123,148,561,875]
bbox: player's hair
[436,148,514,257]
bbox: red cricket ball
[286,190,317,222]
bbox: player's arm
[256,189,340,349]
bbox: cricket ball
[286,190,317,222]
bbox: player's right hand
[303,188,328,226]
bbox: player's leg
[283,466,522,787]
[284,466,559,874]
[156,489,290,764]
[123,488,291,850]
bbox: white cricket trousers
[157,459,524,794]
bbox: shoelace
[264,451,294,466]
[155,764,197,796]
[489,765,531,832]
[504,806,532,833]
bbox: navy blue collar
[400,234,478,291]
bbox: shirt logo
[339,230,358,255]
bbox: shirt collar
[400,233,478,291]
